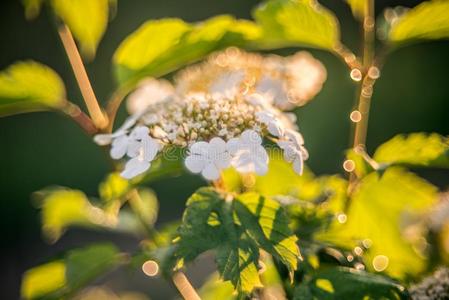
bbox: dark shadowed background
[1,0,448,299]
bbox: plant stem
[106,87,129,132]
[62,101,97,135]
[352,0,376,150]
[58,24,108,129]
[172,271,201,300]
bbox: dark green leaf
[294,267,408,299]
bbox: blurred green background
[0,0,448,299]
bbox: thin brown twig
[61,101,97,135]
[58,24,108,129]
[105,87,129,132]
[352,0,376,150]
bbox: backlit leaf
[320,167,438,279]
[21,243,122,299]
[37,188,110,242]
[253,0,340,50]
[51,0,110,57]
[0,61,65,116]
[113,15,262,88]
[175,187,299,294]
[374,133,449,169]
[389,0,449,44]
[345,0,366,20]
[21,261,66,300]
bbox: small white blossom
[93,114,138,146]
[120,126,160,179]
[277,129,308,175]
[185,137,231,180]
[255,111,284,137]
[228,130,269,175]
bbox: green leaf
[51,0,110,57]
[320,167,438,279]
[98,172,130,203]
[253,0,340,50]
[0,61,66,116]
[21,243,122,299]
[37,188,111,242]
[216,238,263,294]
[373,133,449,169]
[345,0,366,20]
[293,267,407,299]
[235,193,300,275]
[200,272,236,300]
[21,261,66,300]
[113,15,262,88]
[389,0,449,44]
[65,244,122,291]
[175,187,299,294]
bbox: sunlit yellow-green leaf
[345,0,366,20]
[236,193,301,275]
[113,15,262,88]
[253,0,340,50]
[374,133,449,168]
[21,244,122,299]
[320,167,438,279]
[51,0,110,57]
[21,261,66,300]
[38,188,109,242]
[99,172,130,202]
[200,272,236,300]
[389,0,449,44]
[0,61,65,116]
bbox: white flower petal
[110,135,130,159]
[285,129,304,147]
[126,140,141,158]
[120,157,151,179]
[226,138,240,155]
[201,163,220,180]
[214,152,231,169]
[293,155,304,175]
[267,121,284,137]
[190,141,210,155]
[130,126,150,140]
[240,129,262,145]
[142,136,160,162]
[185,155,206,173]
[94,134,113,146]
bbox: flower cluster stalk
[58,24,108,129]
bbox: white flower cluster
[95,48,321,180]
